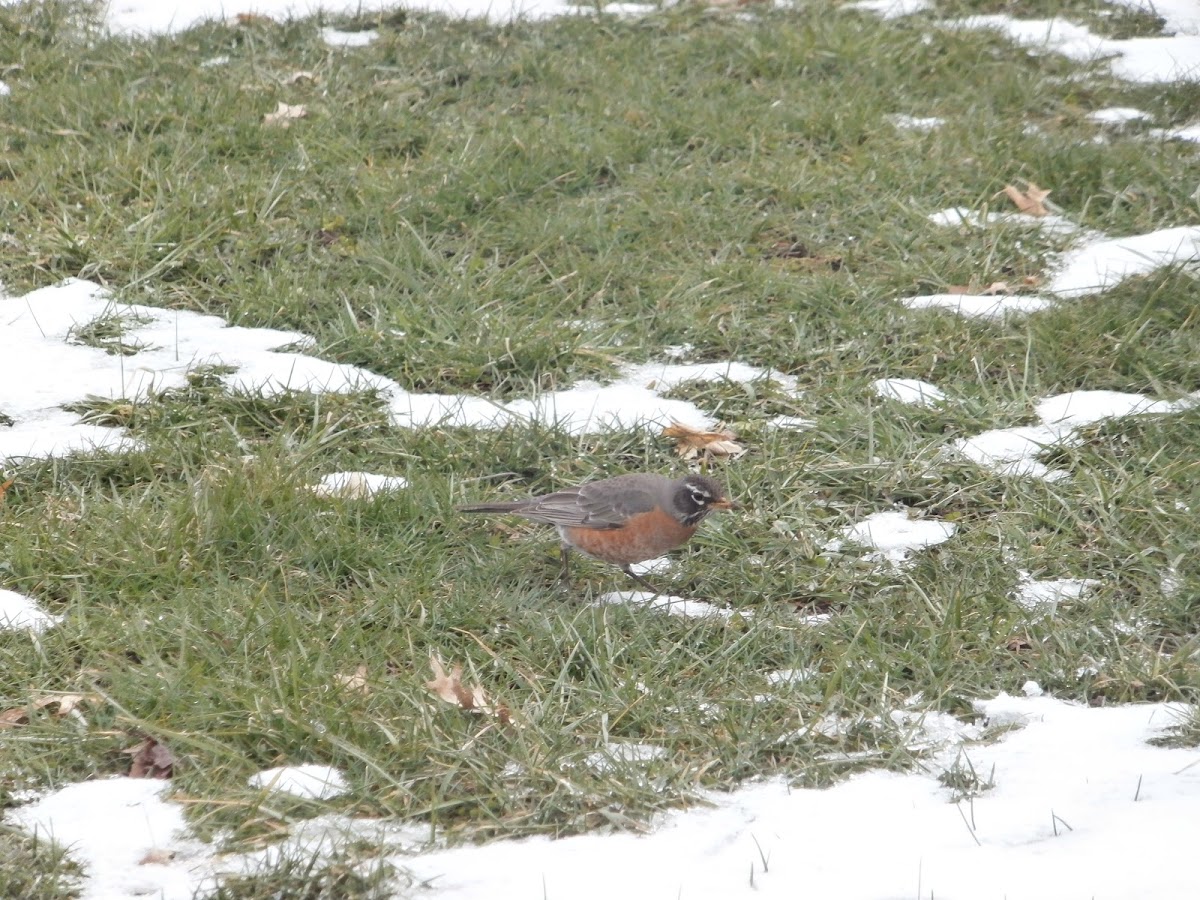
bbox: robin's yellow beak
[712,497,740,511]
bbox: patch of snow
[900,292,1057,318]
[1108,0,1200,35]
[0,589,62,633]
[320,27,377,47]
[926,206,1080,235]
[248,765,349,800]
[595,591,746,620]
[887,113,943,131]
[208,813,430,889]
[1087,106,1150,125]
[872,377,946,406]
[1012,574,1100,616]
[945,14,1200,83]
[1153,122,1200,142]
[951,389,1198,480]
[952,423,1073,480]
[0,280,795,466]
[765,667,817,685]
[827,509,956,566]
[627,556,672,576]
[102,0,577,32]
[767,414,815,429]
[945,15,1110,62]
[842,0,932,19]
[6,777,207,900]
[9,696,1198,899]
[797,611,833,627]
[1036,389,1195,427]
[582,742,668,773]
[310,471,409,498]
[1108,35,1200,83]
[1047,226,1200,298]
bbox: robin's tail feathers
[457,502,528,514]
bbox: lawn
[1,0,1199,896]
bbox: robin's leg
[558,545,572,585]
[620,564,661,596]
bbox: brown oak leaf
[124,737,175,779]
[1002,182,1052,217]
[426,656,510,725]
[662,422,746,460]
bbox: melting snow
[595,591,746,620]
[0,279,795,467]
[310,471,409,498]
[1012,574,1101,616]
[954,389,1199,480]
[0,589,62,633]
[248,765,349,800]
[827,509,957,566]
[872,377,946,406]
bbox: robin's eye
[687,486,712,505]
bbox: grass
[1,0,1199,894]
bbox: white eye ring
[687,486,712,504]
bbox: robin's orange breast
[560,508,698,565]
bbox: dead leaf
[1002,182,1052,217]
[426,655,510,725]
[263,102,307,127]
[0,478,13,503]
[284,70,317,85]
[139,849,176,865]
[1005,637,1034,652]
[662,422,746,460]
[0,693,96,728]
[124,736,175,779]
[32,692,92,717]
[0,707,29,728]
[335,665,370,695]
[236,12,276,25]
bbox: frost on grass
[0,279,798,466]
[248,765,349,800]
[0,589,62,633]
[825,509,956,567]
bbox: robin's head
[674,474,737,525]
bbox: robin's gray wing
[515,478,661,529]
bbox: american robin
[459,473,738,593]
